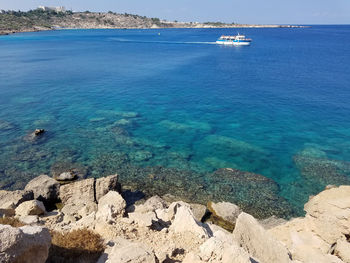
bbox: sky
[0,0,349,25]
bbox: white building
[38,6,66,12]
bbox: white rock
[130,195,167,214]
[208,201,241,225]
[96,191,126,224]
[200,237,252,263]
[59,178,95,204]
[19,215,39,225]
[0,224,51,263]
[233,212,292,263]
[128,211,157,227]
[15,200,46,216]
[182,252,205,263]
[334,238,350,263]
[304,185,350,245]
[25,174,60,204]
[169,206,209,239]
[95,175,120,201]
[0,190,33,213]
[102,237,156,263]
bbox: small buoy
[158,33,161,35]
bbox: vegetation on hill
[0,9,295,35]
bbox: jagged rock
[303,185,350,245]
[182,252,205,263]
[189,203,207,222]
[199,236,253,263]
[19,215,39,225]
[59,178,95,204]
[15,200,46,216]
[269,217,339,263]
[233,212,292,263]
[24,174,60,205]
[34,129,45,136]
[0,225,51,263]
[61,201,97,219]
[207,201,241,231]
[128,211,157,227]
[96,191,126,224]
[169,206,209,239]
[95,174,120,201]
[259,215,287,229]
[334,237,350,263]
[128,195,167,214]
[100,237,156,263]
[167,201,191,220]
[0,190,34,213]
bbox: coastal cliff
[0,173,349,263]
[0,9,301,36]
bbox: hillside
[0,9,298,35]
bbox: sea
[1,26,350,218]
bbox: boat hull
[216,40,251,46]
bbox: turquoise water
[1,26,350,218]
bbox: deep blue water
[1,26,350,217]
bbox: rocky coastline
[0,10,305,36]
[1,172,349,263]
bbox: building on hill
[38,6,66,12]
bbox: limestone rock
[208,201,241,231]
[182,252,205,263]
[61,201,97,219]
[0,190,34,213]
[269,216,331,262]
[304,185,350,245]
[334,238,350,263]
[102,237,156,263]
[199,236,252,263]
[15,200,46,216]
[128,211,157,227]
[127,195,167,214]
[0,224,51,263]
[24,174,60,205]
[95,174,120,201]
[19,215,39,225]
[233,212,292,263]
[96,191,126,224]
[169,206,209,239]
[59,178,95,204]
[190,203,207,222]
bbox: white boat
[216,33,252,46]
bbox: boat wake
[108,38,216,45]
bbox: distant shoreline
[0,10,307,36]
[0,25,307,36]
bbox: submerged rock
[50,161,87,181]
[293,154,350,189]
[206,168,295,218]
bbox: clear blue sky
[0,0,349,24]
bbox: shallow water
[1,26,350,217]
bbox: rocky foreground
[0,173,349,263]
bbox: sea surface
[1,26,350,218]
